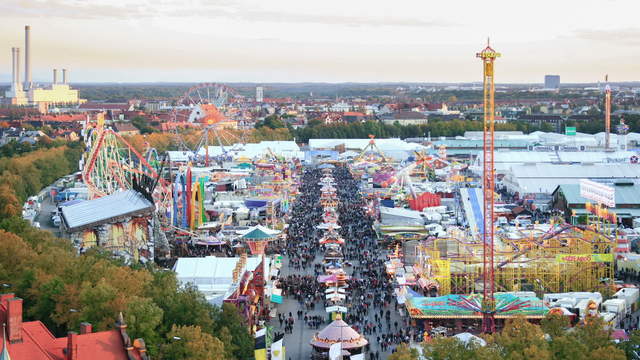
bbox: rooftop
[555,183,640,206]
[61,190,154,232]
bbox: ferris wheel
[170,83,248,164]
[81,126,173,223]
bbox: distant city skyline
[1,0,638,83]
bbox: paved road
[34,193,62,236]
[270,239,406,360]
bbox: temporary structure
[310,315,368,350]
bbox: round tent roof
[310,316,368,350]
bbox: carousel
[318,228,345,244]
[310,314,368,358]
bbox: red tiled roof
[343,112,365,117]
[79,103,130,111]
[1,294,145,360]
[40,114,86,122]
[4,323,143,360]
[114,123,139,133]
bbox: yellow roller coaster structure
[415,218,616,297]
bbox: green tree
[493,317,551,360]
[125,297,164,356]
[548,335,587,360]
[213,303,254,360]
[388,343,419,360]
[574,317,624,356]
[422,337,478,360]
[255,114,286,129]
[78,278,119,330]
[541,313,569,338]
[160,325,225,360]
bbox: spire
[1,324,11,360]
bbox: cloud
[0,0,140,19]
[572,28,640,46]
[1,0,450,28]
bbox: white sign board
[580,179,615,208]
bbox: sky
[0,0,639,83]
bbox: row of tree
[389,316,633,360]
[292,119,553,143]
[122,112,640,152]
[0,137,73,159]
[0,141,254,359]
[0,142,83,218]
[0,221,253,359]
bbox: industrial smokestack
[15,47,21,88]
[24,25,32,90]
[11,48,16,87]
[63,68,68,84]
[53,69,58,84]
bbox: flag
[254,348,266,360]
[254,328,267,360]
[329,342,342,360]
[271,333,285,360]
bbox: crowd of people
[279,166,415,359]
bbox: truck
[613,287,640,314]
[602,298,627,327]
[543,292,602,307]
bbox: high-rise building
[256,86,264,102]
[544,75,560,89]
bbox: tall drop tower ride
[476,39,500,334]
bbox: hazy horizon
[1,0,639,83]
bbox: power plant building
[4,26,82,108]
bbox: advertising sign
[555,254,613,263]
[580,179,615,208]
[565,127,576,136]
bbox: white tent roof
[379,206,423,219]
[173,256,264,304]
[508,163,640,179]
[167,150,195,162]
[453,332,487,347]
[196,141,302,159]
[309,138,427,152]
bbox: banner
[254,328,267,360]
[555,254,613,263]
[271,288,283,304]
[580,179,615,208]
[271,334,285,360]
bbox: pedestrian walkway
[271,167,413,360]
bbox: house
[0,293,148,360]
[113,122,140,136]
[78,103,133,122]
[379,111,428,125]
[517,114,565,131]
[78,103,133,112]
[0,128,45,145]
[342,112,367,123]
